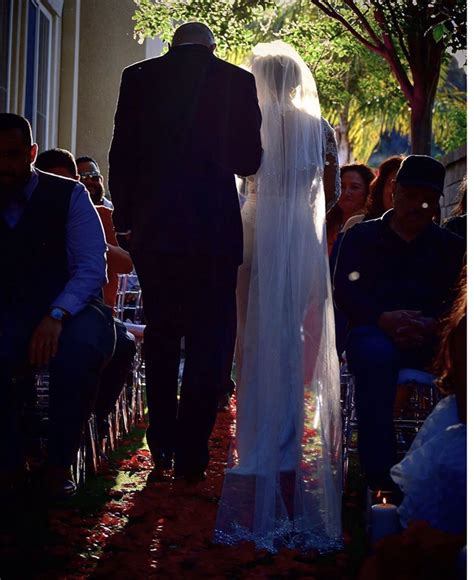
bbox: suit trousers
[132,252,238,473]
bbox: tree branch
[311,0,384,55]
[373,7,414,100]
[343,0,383,49]
[312,0,414,102]
[382,2,410,63]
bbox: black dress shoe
[174,468,207,484]
[152,451,173,471]
[217,392,231,412]
[43,467,77,500]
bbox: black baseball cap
[395,155,445,196]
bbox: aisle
[0,400,367,578]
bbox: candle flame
[383,497,387,505]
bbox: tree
[309,0,467,154]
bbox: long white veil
[215,41,342,553]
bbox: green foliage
[432,86,467,153]
[133,0,277,62]
[368,0,467,52]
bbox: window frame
[25,0,60,150]
[0,0,13,112]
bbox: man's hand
[29,316,63,366]
[116,231,132,251]
[378,311,435,350]
[378,310,422,339]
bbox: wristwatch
[49,307,70,322]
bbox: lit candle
[370,497,400,545]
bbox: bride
[214,41,342,552]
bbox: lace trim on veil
[214,518,343,554]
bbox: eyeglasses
[79,171,102,182]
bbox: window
[25,1,53,150]
[36,9,52,149]
[0,0,11,112]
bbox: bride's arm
[322,118,340,212]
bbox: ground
[0,399,368,579]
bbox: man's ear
[209,43,216,54]
[30,143,38,164]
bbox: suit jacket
[108,44,262,263]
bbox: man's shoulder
[432,222,466,251]
[212,56,253,80]
[36,169,78,193]
[344,216,383,241]
[122,56,162,75]
[122,53,253,83]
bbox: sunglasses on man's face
[79,171,102,182]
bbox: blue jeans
[346,325,431,489]
[0,301,115,471]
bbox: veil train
[214,40,342,553]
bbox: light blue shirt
[3,169,108,316]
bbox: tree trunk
[409,93,434,155]
[407,35,443,155]
[336,107,352,165]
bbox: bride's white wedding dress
[214,41,342,553]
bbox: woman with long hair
[326,163,374,254]
[364,155,403,219]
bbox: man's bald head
[171,22,216,51]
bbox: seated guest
[76,155,133,303]
[359,270,467,580]
[330,157,403,356]
[326,163,375,255]
[37,149,134,308]
[443,176,466,241]
[346,155,403,230]
[333,155,465,491]
[0,114,115,498]
[76,155,113,208]
[391,265,466,534]
[36,149,136,438]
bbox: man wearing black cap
[333,155,465,492]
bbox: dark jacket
[109,44,262,263]
[333,210,465,327]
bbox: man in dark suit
[109,22,262,482]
